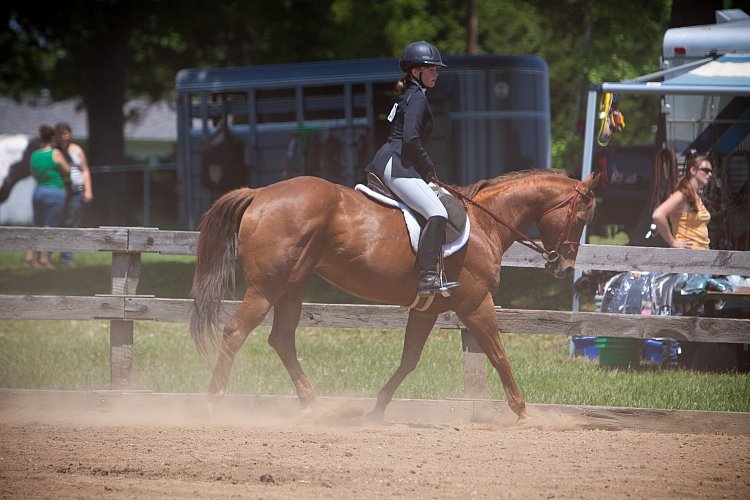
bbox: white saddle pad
[355,184,470,257]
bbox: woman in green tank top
[26,124,71,268]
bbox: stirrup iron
[436,250,460,297]
[437,275,460,297]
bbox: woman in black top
[365,41,457,297]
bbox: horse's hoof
[515,411,531,425]
[299,406,316,420]
[206,392,224,416]
[206,396,220,409]
[364,410,384,425]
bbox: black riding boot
[416,216,449,296]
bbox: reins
[432,177,592,262]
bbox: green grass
[1,250,748,412]
[0,251,196,298]
[1,319,748,412]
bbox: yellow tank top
[669,201,710,249]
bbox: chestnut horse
[190,169,598,421]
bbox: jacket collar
[408,79,428,94]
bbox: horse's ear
[584,172,600,190]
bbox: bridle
[433,178,593,264]
[539,180,593,263]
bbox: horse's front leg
[267,288,316,408]
[458,294,528,420]
[366,310,437,424]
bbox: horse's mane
[450,168,570,199]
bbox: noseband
[433,178,593,263]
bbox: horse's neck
[476,176,565,248]
[480,178,551,226]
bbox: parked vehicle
[0,134,34,226]
[175,55,552,230]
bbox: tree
[10,0,741,200]
[1,1,382,166]
[2,1,397,224]
[4,2,140,166]
[669,0,726,27]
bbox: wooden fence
[1,226,749,396]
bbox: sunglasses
[698,167,713,175]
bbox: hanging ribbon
[596,92,625,147]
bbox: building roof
[0,96,176,141]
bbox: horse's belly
[315,265,417,305]
[315,225,417,304]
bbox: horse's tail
[190,187,258,359]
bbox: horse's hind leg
[458,294,528,419]
[366,311,437,423]
[208,290,272,398]
[267,286,316,408]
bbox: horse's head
[536,172,598,279]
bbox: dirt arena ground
[1,390,749,499]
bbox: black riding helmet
[399,41,447,73]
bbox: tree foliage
[1,0,741,170]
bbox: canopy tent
[666,55,750,155]
[581,53,750,189]
[667,55,750,87]
[574,54,750,307]
[598,55,750,96]
[572,10,750,313]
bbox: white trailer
[0,134,34,226]
[661,8,750,161]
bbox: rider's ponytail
[395,75,410,93]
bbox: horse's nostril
[565,267,574,277]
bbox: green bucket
[595,337,642,369]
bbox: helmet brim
[400,61,447,72]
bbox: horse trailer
[175,55,551,230]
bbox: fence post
[461,328,487,399]
[110,250,142,389]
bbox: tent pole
[572,86,600,313]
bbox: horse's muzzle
[545,258,575,279]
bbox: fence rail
[1,226,749,393]
[3,295,749,343]
[2,226,749,273]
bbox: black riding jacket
[365,81,436,181]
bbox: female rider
[364,41,457,297]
